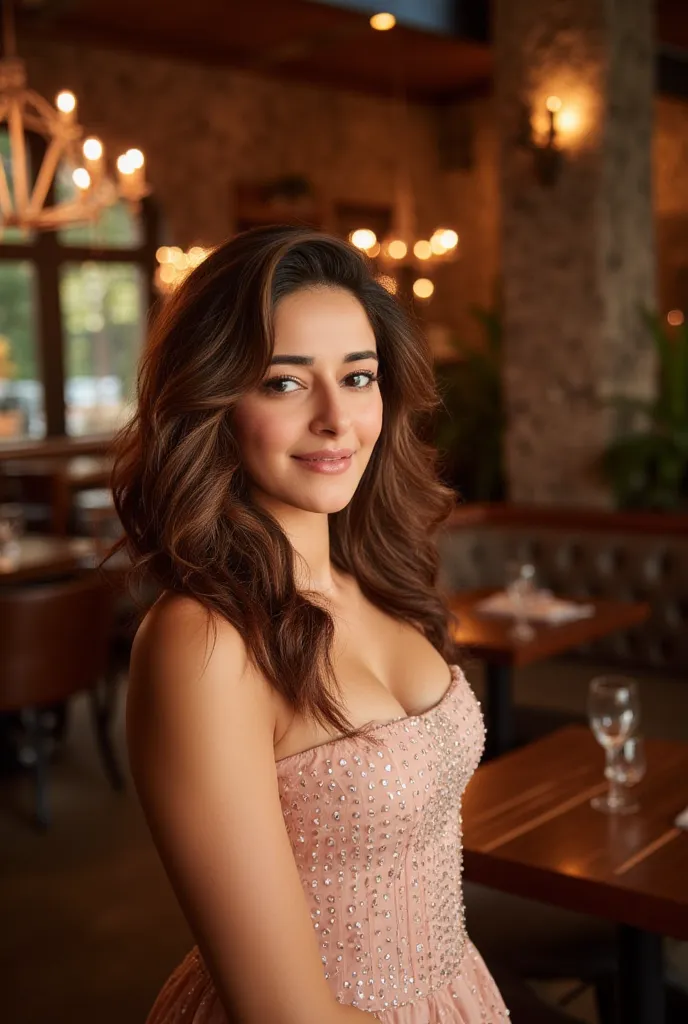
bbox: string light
[370,13,396,31]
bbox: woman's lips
[292,454,354,474]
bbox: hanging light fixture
[349,173,459,300]
[0,0,149,235]
[348,97,458,300]
[155,245,210,294]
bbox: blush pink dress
[147,664,510,1022]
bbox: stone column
[495,0,656,506]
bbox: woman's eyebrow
[269,350,378,366]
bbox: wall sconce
[517,95,563,187]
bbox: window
[0,132,156,444]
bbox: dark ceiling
[15,0,688,103]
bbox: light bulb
[546,95,562,113]
[126,148,145,169]
[56,90,76,114]
[370,13,396,31]
[413,278,434,299]
[387,239,407,260]
[413,240,432,260]
[117,153,133,175]
[83,137,103,161]
[72,167,91,190]
[438,229,458,249]
[350,228,377,251]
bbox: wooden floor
[2,656,688,1024]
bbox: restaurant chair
[487,961,590,1023]
[73,488,119,549]
[0,574,123,829]
[464,881,618,1023]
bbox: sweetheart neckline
[274,663,463,770]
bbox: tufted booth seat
[437,504,688,675]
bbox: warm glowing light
[159,265,176,284]
[156,246,172,263]
[117,153,134,175]
[546,95,562,113]
[82,137,103,161]
[558,108,580,134]
[377,274,398,294]
[367,242,381,258]
[413,278,434,299]
[438,229,458,249]
[56,90,76,114]
[126,148,145,169]
[188,246,209,265]
[387,239,407,260]
[72,167,91,190]
[350,228,377,251]
[430,234,447,255]
[370,12,396,31]
[170,247,188,269]
[667,309,685,326]
[413,240,432,260]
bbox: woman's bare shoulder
[129,590,275,729]
[133,591,243,675]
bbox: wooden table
[463,726,688,1024]
[449,588,650,758]
[2,455,113,535]
[0,534,102,584]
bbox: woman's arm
[128,595,370,1024]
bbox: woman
[112,226,509,1023]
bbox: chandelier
[155,245,210,293]
[349,171,459,302]
[0,1,149,234]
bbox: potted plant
[433,304,506,502]
[602,310,688,510]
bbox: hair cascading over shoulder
[111,225,458,737]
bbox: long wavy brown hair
[111,225,458,736]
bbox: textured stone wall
[21,37,443,249]
[655,97,688,312]
[495,0,656,507]
[18,35,496,351]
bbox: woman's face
[233,286,383,516]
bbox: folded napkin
[675,806,688,830]
[475,589,595,624]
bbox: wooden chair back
[0,575,115,711]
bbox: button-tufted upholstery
[438,504,688,674]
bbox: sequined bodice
[276,664,484,1015]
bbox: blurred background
[1,2,688,1023]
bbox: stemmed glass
[505,560,536,641]
[606,734,646,814]
[587,675,641,814]
[0,503,24,561]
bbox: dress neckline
[274,663,462,770]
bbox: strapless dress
[147,664,510,1022]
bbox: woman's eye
[261,371,379,395]
[262,376,301,394]
[347,371,379,389]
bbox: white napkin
[475,589,595,624]
[675,807,688,830]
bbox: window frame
[0,132,158,440]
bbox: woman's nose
[310,384,352,435]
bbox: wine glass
[505,560,536,641]
[0,502,24,560]
[606,734,646,814]
[587,676,641,814]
